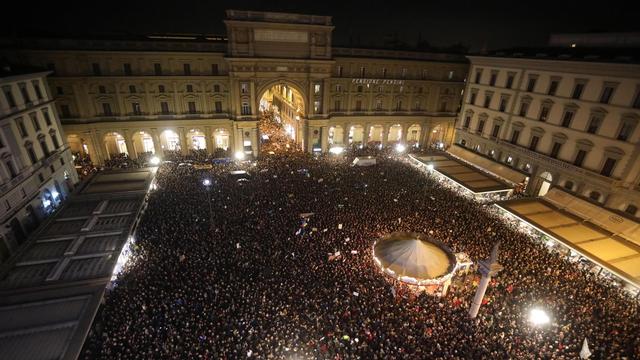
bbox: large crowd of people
[81,129,640,359]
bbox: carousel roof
[373,232,456,281]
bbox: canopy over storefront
[373,232,457,286]
[411,153,512,195]
[496,189,640,290]
[448,145,528,185]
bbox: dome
[373,232,457,285]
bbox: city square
[0,2,639,359]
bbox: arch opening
[407,124,421,148]
[188,129,207,150]
[160,130,181,152]
[104,132,128,157]
[258,83,306,152]
[132,131,155,155]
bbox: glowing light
[149,156,160,165]
[329,146,344,155]
[235,151,246,160]
[529,308,550,326]
[261,134,269,140]
[395,143,406,152]
[42,199,52,208]
[203,179,211,186]
[51,190,59,199]
[426,164,434,171]
[111,235,135,283]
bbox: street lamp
[203,179,213,229]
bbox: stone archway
[132,131,155,155]
[256,79,309,149]
[159,129,181,152]
[104,132,128,157]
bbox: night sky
[3,0,639,52]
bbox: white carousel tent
[373,232,457,289]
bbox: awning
[412,154,512,194]
[448,145,527,185]
[544,188,640,247]
[496,192,640,289]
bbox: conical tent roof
[374,232,456,281]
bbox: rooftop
[225,9,332,26]
[0,168,154,360]
[475,46,640,64]
[0,63,48,79]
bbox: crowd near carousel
[80,109,640,359]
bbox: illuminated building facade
[0,10,467,162]
[454,50,640,216]
[0,66,78,263]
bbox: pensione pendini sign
[351,78,405,85]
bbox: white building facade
[0,66,78,263]
[454,53,640,218]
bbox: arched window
[625,204,638,216]
[589,191,601,202]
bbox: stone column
[178,127,189,155]
[320,126,329,152]
[236,127,245,155]
[382,124,390,147]
[227,124,235,155]
[123,129,137,159]
[469,242,502,319]
[420,124,431,148]
[90,129,106,163]
[204,126,213,154]
[250,127,258,156]
[342,123,351,146]
[363,123,371,146]
[401,123,409,144]
[151,128,162,155]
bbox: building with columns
[0,65,78,263]
[453,48,640,218]
[0,10,467,163]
